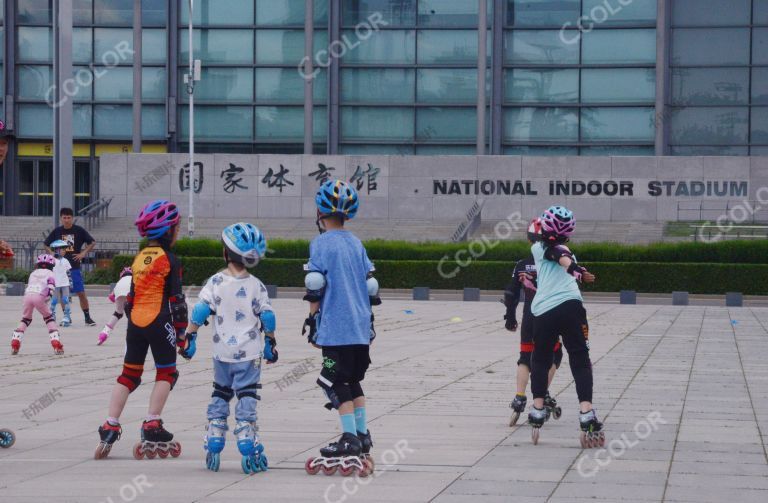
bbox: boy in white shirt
[49,240,72,327]
[180,222,277,474]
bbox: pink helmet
[135,200,180,239]
[37,253,55,267]
[540,206,575,243]
[119,267,132,278]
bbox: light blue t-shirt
[530,242,582,317]
[308,230,374,346]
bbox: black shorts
[125,313,177,368]
[321,345,371,383]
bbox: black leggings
[531,300,592,402]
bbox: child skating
[183,222,277,474]
[49,240,73,327]
[504,218,563,426]
[11,254,63,355]
[95,200,187,460]
[526,206,602,447]
[303,180,379,477]
[97,267,132,345]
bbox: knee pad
[331,382,354,405]
[192,301,212,326]
[348,381,364,400]
[44,314,55,325]
[553,342,563,369]
[62,296,69,306]
[117,364,143,392]
[236,383,262,401]
[212,382,234,402]
[517,351,532,368]
[113,311,124,320]
[21,318,32,327]
[155,364,179,389]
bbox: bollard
[620,290,636,305]
[463,288,481,302]
[6,282,25,296]
[672,291,689,306]
[725,292,743,307]
[413,287,430,301]
[266,285,278,298]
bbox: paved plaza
[1,295,767,503]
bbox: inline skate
[11,331,22,355]
[509,394,527,426]
[204,418,227,472]
[305,432,371,477]
[358,430,374,472]
[0,428,16,448]
[528,406,550,445]
[544,392,562,420]
[49,331,64,355]
[579,409,605,449]
[235,420,268,474]
[133,419,181,459]
[94,421,122,459]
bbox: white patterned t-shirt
[198,271,273,363]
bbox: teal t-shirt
[530,242,582,316]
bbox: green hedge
[0,268,117,285]
[107,256,768,295]
[153,237,768,264]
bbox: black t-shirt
[44,225,95,270]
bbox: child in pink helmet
[12,254,64,355]
[97,267,132,345]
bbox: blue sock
[340,414,357,435]
[354,407,367,434]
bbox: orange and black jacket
[127,246,182,328]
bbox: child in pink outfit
[12,254,63,355]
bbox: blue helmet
[222,222,267,267]
[50,239,69,250]
[315,180,359,220]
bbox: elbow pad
[303,271,326,302]
[259,310,276,333]
[567,262,587,281]
[169,294,189,336]
[367,277,382,306]
[191,301,212,326]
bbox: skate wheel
[321,464,337,476]
[339,464,356,477]
[532,428,540,445]
[169,442,181,458]
[509,411,521,427]
[553,407,562,420]
[241,456,252,474]
[145,448,157,459]
[94,443,111,460]
[597,433,605,447]
[0,429,15,448]
[305,457,321,475]
[206,452,220,472]
[133,443,144,460]
[259,455,269,472]
[365,456,375,473]
[158,448,169,459]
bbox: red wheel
[169,443,182,458]
[94,443,110,460]
[598,434,605,448]
[145,448,157,459]
[365,457,375,474]
[579,433,588,449]
[133,443,144,460]
[305,457,321,475]
[321,464,337,476]
[338,465,355,477]
[157,449,169,459]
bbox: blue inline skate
[204,418,227,472]
[235,420,268,474]
[0,428,16,448]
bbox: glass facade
[4,0,768,184]
[669,0,768,155]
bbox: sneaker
[85,316,97,327]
